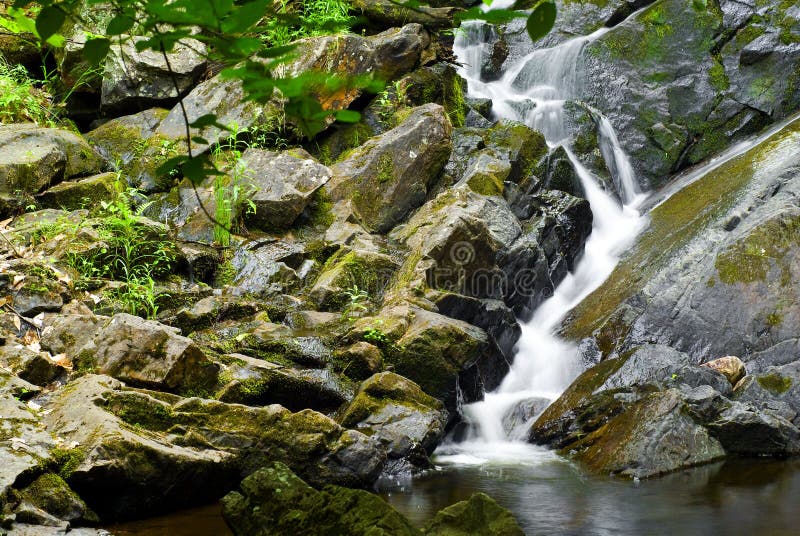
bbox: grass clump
[264,0,354,47]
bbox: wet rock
[35,172,117,211]
[240,148,331,230]
[0,125,104,198]
[706,402,800,456]
[43,375,384,520]
[221,462,418,536]
[226,240,307,297]
[502,397,551,438]
[216,353,351,413]
[101,37,207,111]
[701,356,746,386]
[339,372,447,471]
[566,389,726,479]
[454,21,509,81]
[499,189,592,317]
[423,492,525,536]
[333,342,384,382]
[75,313,219,393]
[327,103,453,233]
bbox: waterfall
[439,19,647,463]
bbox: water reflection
[381,458,800,536]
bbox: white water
[437,19,648,464]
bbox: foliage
[264,0,354,47]
[342,285,370,321]
[61,185,175,318]
[0,57,54,124]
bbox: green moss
[715,213,800,284]
[51,447,86,480]
[709,57,730,91]
[376,153,395,184]
[756,373,792,394]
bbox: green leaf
[221,0,271,33]
[334,110,361,123]
[35,6,65,42]
[107,14,135,35]
[526,0,556,42]
[83,37,111,66]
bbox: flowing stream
[435,18,648,464]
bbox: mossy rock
[423,492,524,536]
[20,473,98,524]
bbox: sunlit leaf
[526,0,556,42]
[35,6,65,42]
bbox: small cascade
[440,18,648,463]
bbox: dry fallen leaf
[21,329,39,346]
[0,218,12,229]
[12,315,21,331]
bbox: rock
[17,473,98,524]
[576,0,800,188]
[101,37,207,111]
[564,116,800,367]
[157,25,430,152]
[327,103,453,233]
[454,21,509,82]
[84,108,172,192]
[566,389,726,479]
[400,63,469,128]
[221,462,418,536]
[0,344,63,386]
[423,492,525,536]
[701,356,746,386]
[0,125,104,197]
[170,296,259,334]
[502,397,551,439]
[240,148,331,230]
[226,239,307,297]
[308,247,400,311]
[216,353,351,413]
[43,375,385,520]
[353,0,463,30]
[333,342,384,381]
[350,306,493,410]
[706,402,800,456]
[39,313,102,357]
[34,172,118,211]
[339,372,447,471]
[0,372,55,502]
[75,313,219,393]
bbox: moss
[375,153,395,184]
[766,312,783,326]
[709,57,730,91]
[756,373,793,394]
[715,213,800,284]
[51,447,86,480]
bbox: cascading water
[437,17,648,463]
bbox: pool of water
[103,456,800,535]
[380,455,800,536]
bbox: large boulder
[101,37,207,111]
[0,372,55,502]
[564,115,800,365]
[348,306,494,411]
[221,462,419,536]
[156,25,431,152]
[327,103,453,233]
[423,492,525,536]
[240,148,331,230]
[339,372,447,472]
[74,313,219,394]
[43,375,384,520]
[0,125,104,197]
